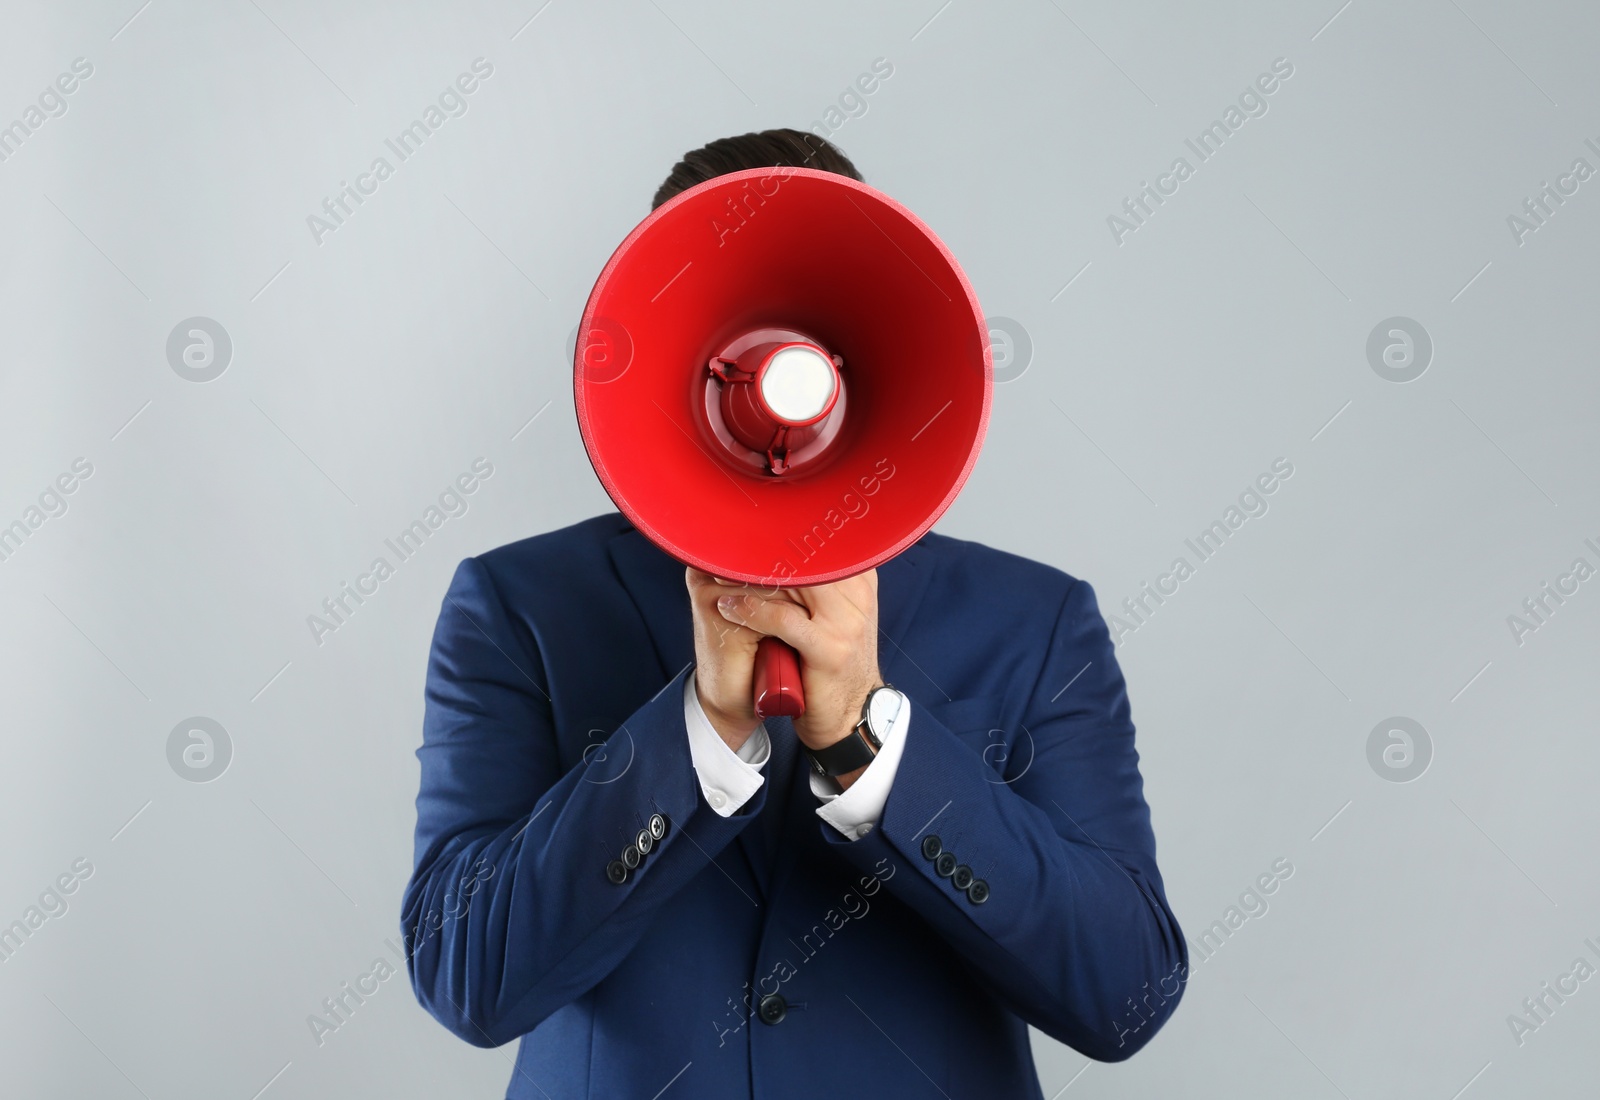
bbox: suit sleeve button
[649,813,669,840]
[605,860,628,885]
[920,834,942,860]
[967,879,990,904]
[621,844,641,869]
[934,851,957,878]
[951,864,974,890]
[635,828,653,855]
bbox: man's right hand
[686,567,780,750]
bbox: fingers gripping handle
[753,636,806,719]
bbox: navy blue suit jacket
[402,514,1186,1098]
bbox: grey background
[3,0,1597,1097]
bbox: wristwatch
[803,684,903,778]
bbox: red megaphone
[574,166,992,720]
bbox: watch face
[867,687,902,736]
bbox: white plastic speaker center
[760,346,837,424]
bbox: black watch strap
[803,726,879,778]
[802,685,893,778]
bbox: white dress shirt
[682,675,909,840]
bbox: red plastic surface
[753,636,805,720]
[573,166,993,589]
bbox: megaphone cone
[575,166,992,717]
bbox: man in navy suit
[402,131,1186,1099]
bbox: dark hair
[651,128,862,210]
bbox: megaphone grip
[753,636,806,720]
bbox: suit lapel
[607,525,695,684]
[875,537,938,667]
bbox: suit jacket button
[951,864,974,891]
[635,828,653,855]
[934,851,957,878]
[757,993,787,1025]
[621,844,642,870]
[967,879,990,905]
[920,834,942,860]
[605,859,628,885]
[649,813,669,840]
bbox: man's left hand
[714,571,883,752]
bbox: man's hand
[686,567,772,750]
[712,570,883,753]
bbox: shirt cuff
[810,691,911,841]
[684,674,770,816]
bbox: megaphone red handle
[753,636,805,720]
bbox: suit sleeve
[817,578,1188,1061]
[401,557,769,1048]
